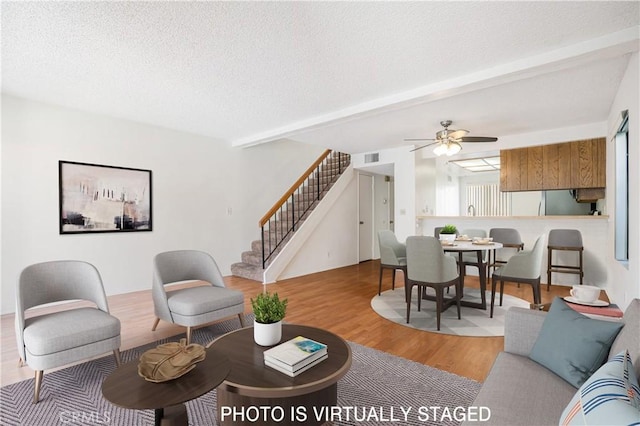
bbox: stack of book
[263,336,328,377]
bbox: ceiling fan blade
[459,136,498,143]
[404,138,436,142]
[409,141,439,152]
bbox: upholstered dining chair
[377,230,407,296]
[460,228,489,276]
[152,250,245,344]
[405,236,461,330]
[15,260,122,403]
[490,235,546,318]
[488,228,524,277]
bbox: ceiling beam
[232,26,639,149]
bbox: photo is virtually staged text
[220,405,492,423]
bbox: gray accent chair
[405,236,461,330]
[377,230,407,296]
[15,261,122,403]
[152,250,245,344]
[490,235,545,318]
[547,229,584,291]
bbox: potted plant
[251,291,288,346]
[439,224,458,242]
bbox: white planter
[253,320,282,346]
[439,233,456,242]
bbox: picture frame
[59,161,152,234]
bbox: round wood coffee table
[207,324,352,426]
[102,346,230,426]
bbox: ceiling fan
[406,120,498,156]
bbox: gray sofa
[465,299,640,425]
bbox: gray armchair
[15,261,122,403]
[490,235,545,317]
[406,236,461,330]
[152,250,245,344]
[377,230,407,296]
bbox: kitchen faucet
[467,205,476,216]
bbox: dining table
[436,239,503,310]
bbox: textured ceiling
[2,1,639,155]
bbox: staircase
[231,150,351,282]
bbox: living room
[2,2,639,425]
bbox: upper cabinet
[543,143,572,189]
[526,145,544,191]
[570,138,606,188]
[500,148,528,191]
[500,138,605,192]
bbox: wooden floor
[1,260,570,387]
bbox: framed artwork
[59,161,152,234]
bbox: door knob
[359,221,364,224]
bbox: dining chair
[152,250,245,344]
[547,229,584,291]
[490,235,545,318]
[405,236,461,330]
[460,228,489,277]
[377,230,407,296]
[488,228,525,281]
[15,260,122,403]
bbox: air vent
[364,153,379,163]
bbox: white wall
[606,53,640,309]
[352,146,415,242]
[278,175,359,279]
[1,96,326,314]
[415,158,436,218]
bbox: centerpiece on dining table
[438,224,458,243]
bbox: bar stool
[547,229,584,291]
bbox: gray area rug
[1,316,481,425]
[371,287,529,336]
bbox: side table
[102,346,230,426]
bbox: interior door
[359,173,374,262]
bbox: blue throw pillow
[559,350,640,425]
[529,297,624,388]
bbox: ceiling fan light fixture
[433,142,448,156]
[446,142,462,156]
[407,120,498,154]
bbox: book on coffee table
[264,336,327,371]
[265,353,328,377]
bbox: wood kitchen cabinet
[500,137,605,192]
[543,143,572,189]
[570,138,606,189]
[500,147,528,191]
[527,146,544,190]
